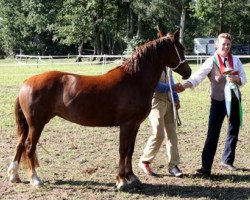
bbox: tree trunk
[107,33,113,54]
[76,41,84,62]
[219,0,224,33]
[127,6,134,39]
[130,7,134,38]
[101,32,104,55]
[78,41,84,55]
[180,5,186,45]
[94,25,101,55]
[137,13,142,38]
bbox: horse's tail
[15,97,39,168]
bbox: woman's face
[216,38,231,57]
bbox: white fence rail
[15,54,250,67]
[16,54,131,67]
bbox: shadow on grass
[53,179,115,187]
[52,179,116,192]
[190,173,250,183]
[127,183,250,199]
[123,174,250,199]
[51,174,250,199]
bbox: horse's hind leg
[25,126,44,188]
[8,136,26,183]
[8,97,28,183]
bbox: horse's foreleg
[116,141,127,189]
[116,123,132,189]
[125,125,141,185]
[29,168,42,188]
[117,123,141,189]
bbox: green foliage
[0,0,66,56]
[0,1,27,55]
[0,0,249,55]
[190,0,250,42]
[53,0,92,46]
[131,0,183,34]
[123,35,145,55]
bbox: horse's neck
[126,42,170,95]
[133,60,164,95]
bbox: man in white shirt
[179,33,247,176]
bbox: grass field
[0,60,249,199]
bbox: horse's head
[161,30,192,80]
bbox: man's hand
[175,101,180,110]
[174,83,185,93]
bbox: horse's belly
[77,117,118,127]
[59,108,119,127]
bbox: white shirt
[188,53,247,88]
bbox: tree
[23,0,64,54]
[191,0,250,41]
[53,0,93,55]
[130,0,192,44]
[0,0,65,55]
[0,0,28,55]
[0,0,248,56]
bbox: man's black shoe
[196,168,211,176]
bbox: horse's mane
[122,37,171,74]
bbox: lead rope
[176,110,182,126]
[38,142,53,157]
[167,68,181,127]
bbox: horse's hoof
[116,183,129,191]
[116,179,127,190]
[30,177,43,188]
[8,161,21,183]
[128,178,141,187]
[9,175,21,183]
[127,175,141,186]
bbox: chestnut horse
[8,30,191,189]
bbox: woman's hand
[228,74,241,85]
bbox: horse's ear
[174,28,180,41]
[157,25,165,38]
[157,31,165,38]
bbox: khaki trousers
[140,97,180,169]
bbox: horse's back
[23,71,73,86]
[18,70,120,126]
[18,69,149,127]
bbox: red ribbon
[217,53,234,74]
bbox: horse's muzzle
[182,67,192,80]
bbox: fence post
[36,53,39,68]
[196,54,199,67]
[102,55,105,74]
